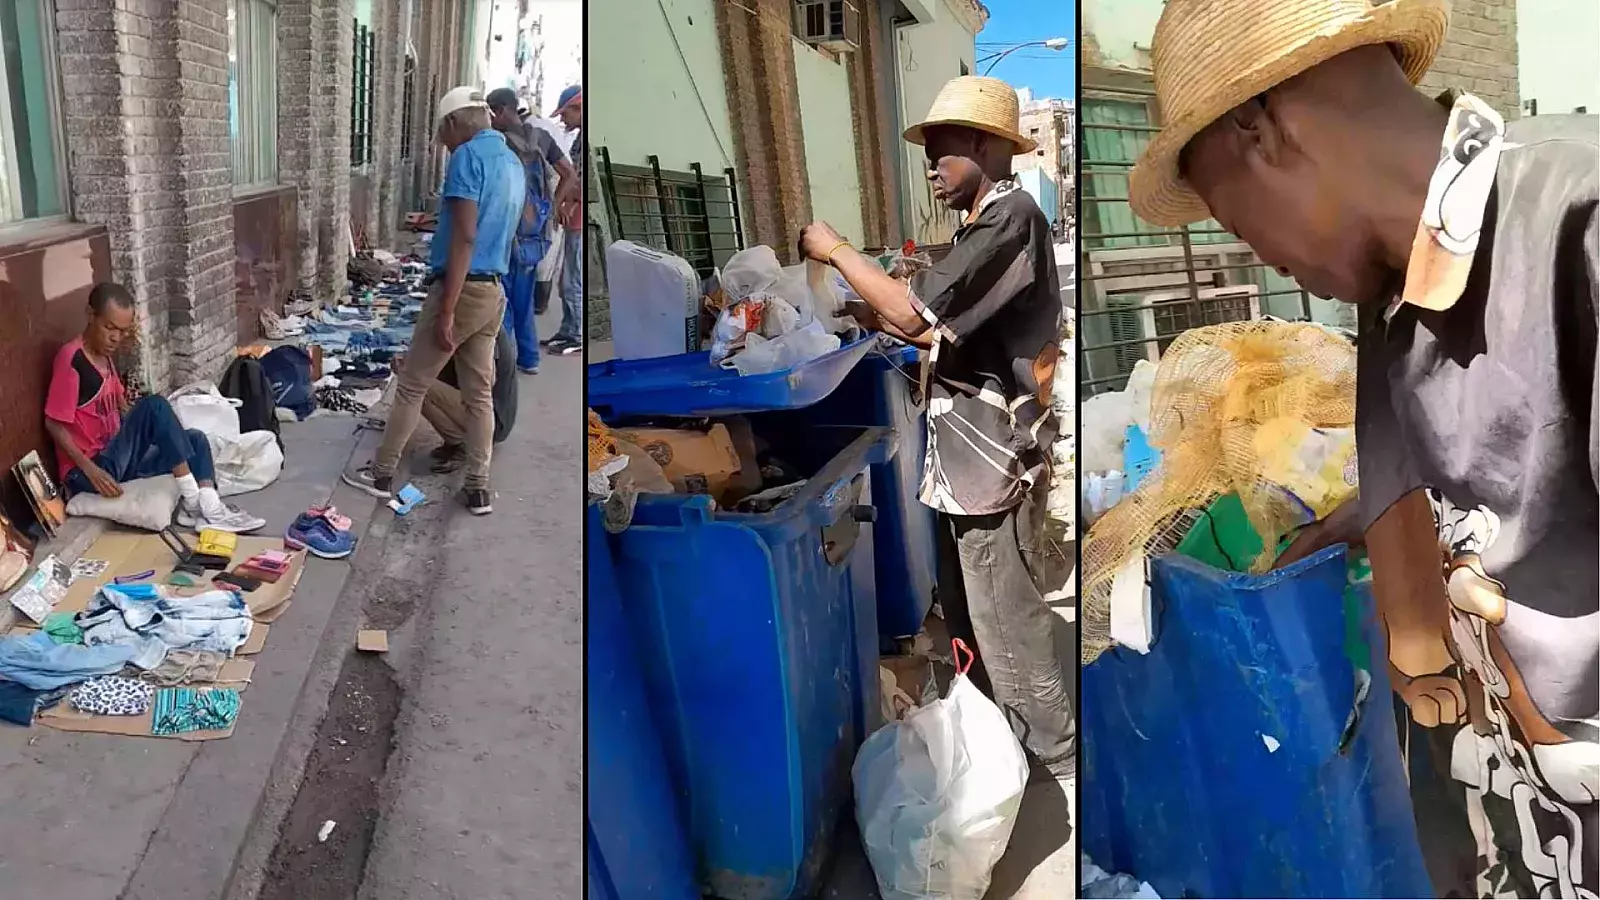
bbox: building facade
[0,0,484,514]
[1076,0,1523,395]
[1014,94,1074,237]
[587,0,989,338]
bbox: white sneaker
[177,499,266,534]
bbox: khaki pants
[422,382,468,445]
[373,280,504,489]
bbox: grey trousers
[936,480,1076,779]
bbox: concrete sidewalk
[0,413,375,899]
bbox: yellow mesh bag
[1080,321,1357,665]
[588,409,620,474]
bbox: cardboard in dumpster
[612,423,743,503]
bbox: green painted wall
[895,0,978,244]
[588,0,735,173]
[792,39,863,246]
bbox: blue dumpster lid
[587,334,876,419]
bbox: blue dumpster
[1080,546,1432,899]
[586,504,700,900]
[587,335,875,418]
[612,422,890,900]
[799,341,937,641]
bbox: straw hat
[904,76,1038,155]
[1129,0,1450,226]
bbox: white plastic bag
[853,639,1030,900]
[170,382,242,440]
[723,321,840,376]
[209,430,284,496]
[720,245,784,302]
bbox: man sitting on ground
[45,283,266,533]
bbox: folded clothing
[71,676,156,716]
[42,611,84,645]
[0,632,139,691]
[75,584,253,670]
[0,679,71,726]
[151,687,241,735]
[139,649,228,686]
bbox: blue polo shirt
[430,128,525,277]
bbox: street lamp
[979,38,1070,75]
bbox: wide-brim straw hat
[904,76,1038,155]
[1129,0,1450,226]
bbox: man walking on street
[800,76,1074,792]
[485,87,576,374]
[544,85,584,356]
[344,86,524,515]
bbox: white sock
[198,486,228,515]
[176,473,201,503]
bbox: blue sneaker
[285,514,356,560]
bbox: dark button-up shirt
[908,179,1062,515]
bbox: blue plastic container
[586,504,700,900]
[1080,547,1432,899]
[797,341,937,641]
[586,335,876,418]
[612,424,890,900]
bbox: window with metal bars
[350,19,376,168]
[1077,70,1351,397]
[399,54,415,161]
[596,149,745,279]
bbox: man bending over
[45,283,265,533]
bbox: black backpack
[219,356,283,449]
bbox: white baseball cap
[435,86,488,125]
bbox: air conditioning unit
[1105,283,1262,371]
[794,0,860,53]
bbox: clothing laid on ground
[45,337,129,482]
[0,680,70,726]
[908,179,1062,516]
[75,584,253,671]
[70,676,155,716]
[150,687,240,735]
[0,631,138,691]
[61,395,216,496]
[434,326,517,444]
[1355,90,1598,899]
[429,128,526,277]
[373,280,507,490]
[138,649,227,687]
[935,480,1075,779]
[42,612,83,645]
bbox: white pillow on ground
[66,475,181,531]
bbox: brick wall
[54,0,237,389]
[714,0,813,263]
[1409,0,1521,117]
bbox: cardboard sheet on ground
[18,530,305,740]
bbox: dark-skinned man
[799,78,1075,857]
[1131,1,1598,895]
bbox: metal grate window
[596,149,744,279]
[399,54,414,161]
[1077,74,1350,396]
[350,19,375,168]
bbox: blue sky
[977,0,1077,101]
